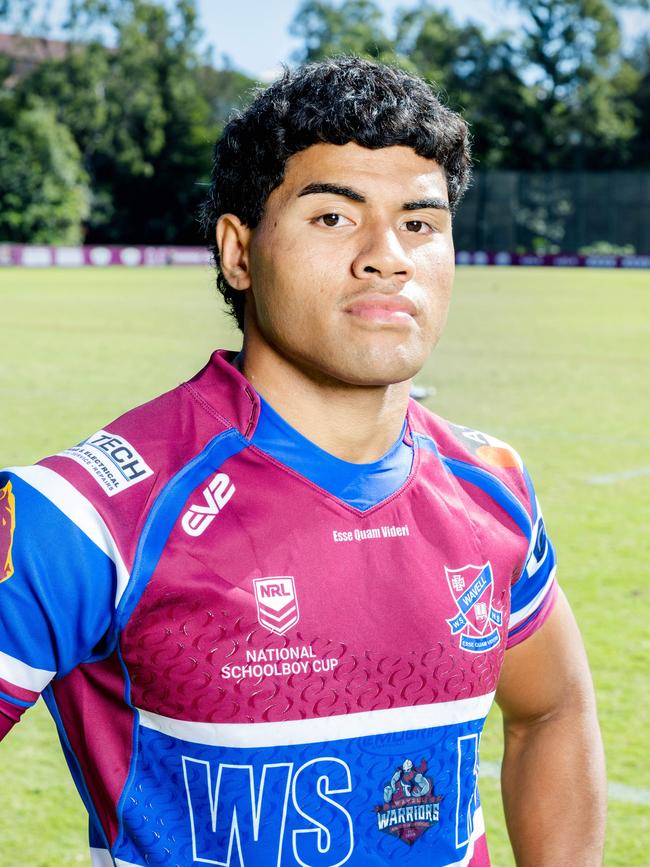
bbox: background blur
[1,0,649,254]
[1,2,649,866]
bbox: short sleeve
[507,469,558,648]
[0,467,119,735]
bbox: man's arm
[496,589,606,866]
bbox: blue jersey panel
[115,719,484,867]
[252,397,413,511]
[510,527,556,615]
[0,472,116,675]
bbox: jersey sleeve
[507,467,558,648]
[0,466,121,737]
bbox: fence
[454,171,650,255]
[0,245,211,267]
[2,244,649,269]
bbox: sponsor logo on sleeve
[253,576,299,635]
[60,430,153,496]
[374,757,442,845]
[0,481,16,582]
[448,423,521,469]
[181,473,235,537]
[445,562,502,653]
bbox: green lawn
[0,265,648,865]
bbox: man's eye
[315,213,350,227]
[403,220,433,234]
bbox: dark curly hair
[201,56,472,331]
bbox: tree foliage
[292,0,647,171]
[505,0,642,166]
[0,0,647,244]
[2,0,256,243]
[0,97,90,242]
[290,0,400,63]
[393,7,532,168]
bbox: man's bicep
[497,588,595,724]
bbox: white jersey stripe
[137,691,496,749]
[90,849,115,866]
[509,565,557,629]
[93,825,485,867]
[0,649,54,692]
[450,807,485,867]
[91,850,145,867]
[8,465,130,605]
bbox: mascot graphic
[384,758,431,801]
[375,757,442,845]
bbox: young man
[0,58,605,866]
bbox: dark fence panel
[454,171,650,254]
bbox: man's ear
[216,214,252,290]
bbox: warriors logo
[374,758,442,845]
[0,481,16,582]
[445,562,503,652]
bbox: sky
[3,0,649,80]
[199,0,649,80]
[201,0,515,79]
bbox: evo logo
[182,473,235,537]
[182,757,354,866]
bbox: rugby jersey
[0,349,557,867]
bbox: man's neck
[236,343,411,465]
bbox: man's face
[244,142,455,386]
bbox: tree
[627,35,650,166]
[0,98,90,242]
[289,2,536,169]
[97,0,216,243]
[197,64,257,126]
[394,6,531,168]
[290,0,400,64]
[11,0,220,243]
[507,0,642,167]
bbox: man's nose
[351,225,415,283]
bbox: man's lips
[344,293,418,324]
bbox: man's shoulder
[2,352,244,552]
[408,400,534,515]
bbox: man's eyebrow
[403,198,450,211]
[297,183,366,203]
[296,184,449,212]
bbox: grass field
[0,264,648,866]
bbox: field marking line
[480,761,650,805]
[586,466,650,485]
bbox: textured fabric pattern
[0,350,557,866]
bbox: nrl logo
[374,758,442,845]
[253,577,299,636]
[445,562,503,653]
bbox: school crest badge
[445,562,502,652]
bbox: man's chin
[342,347,429,388]
[334,360,425,389]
